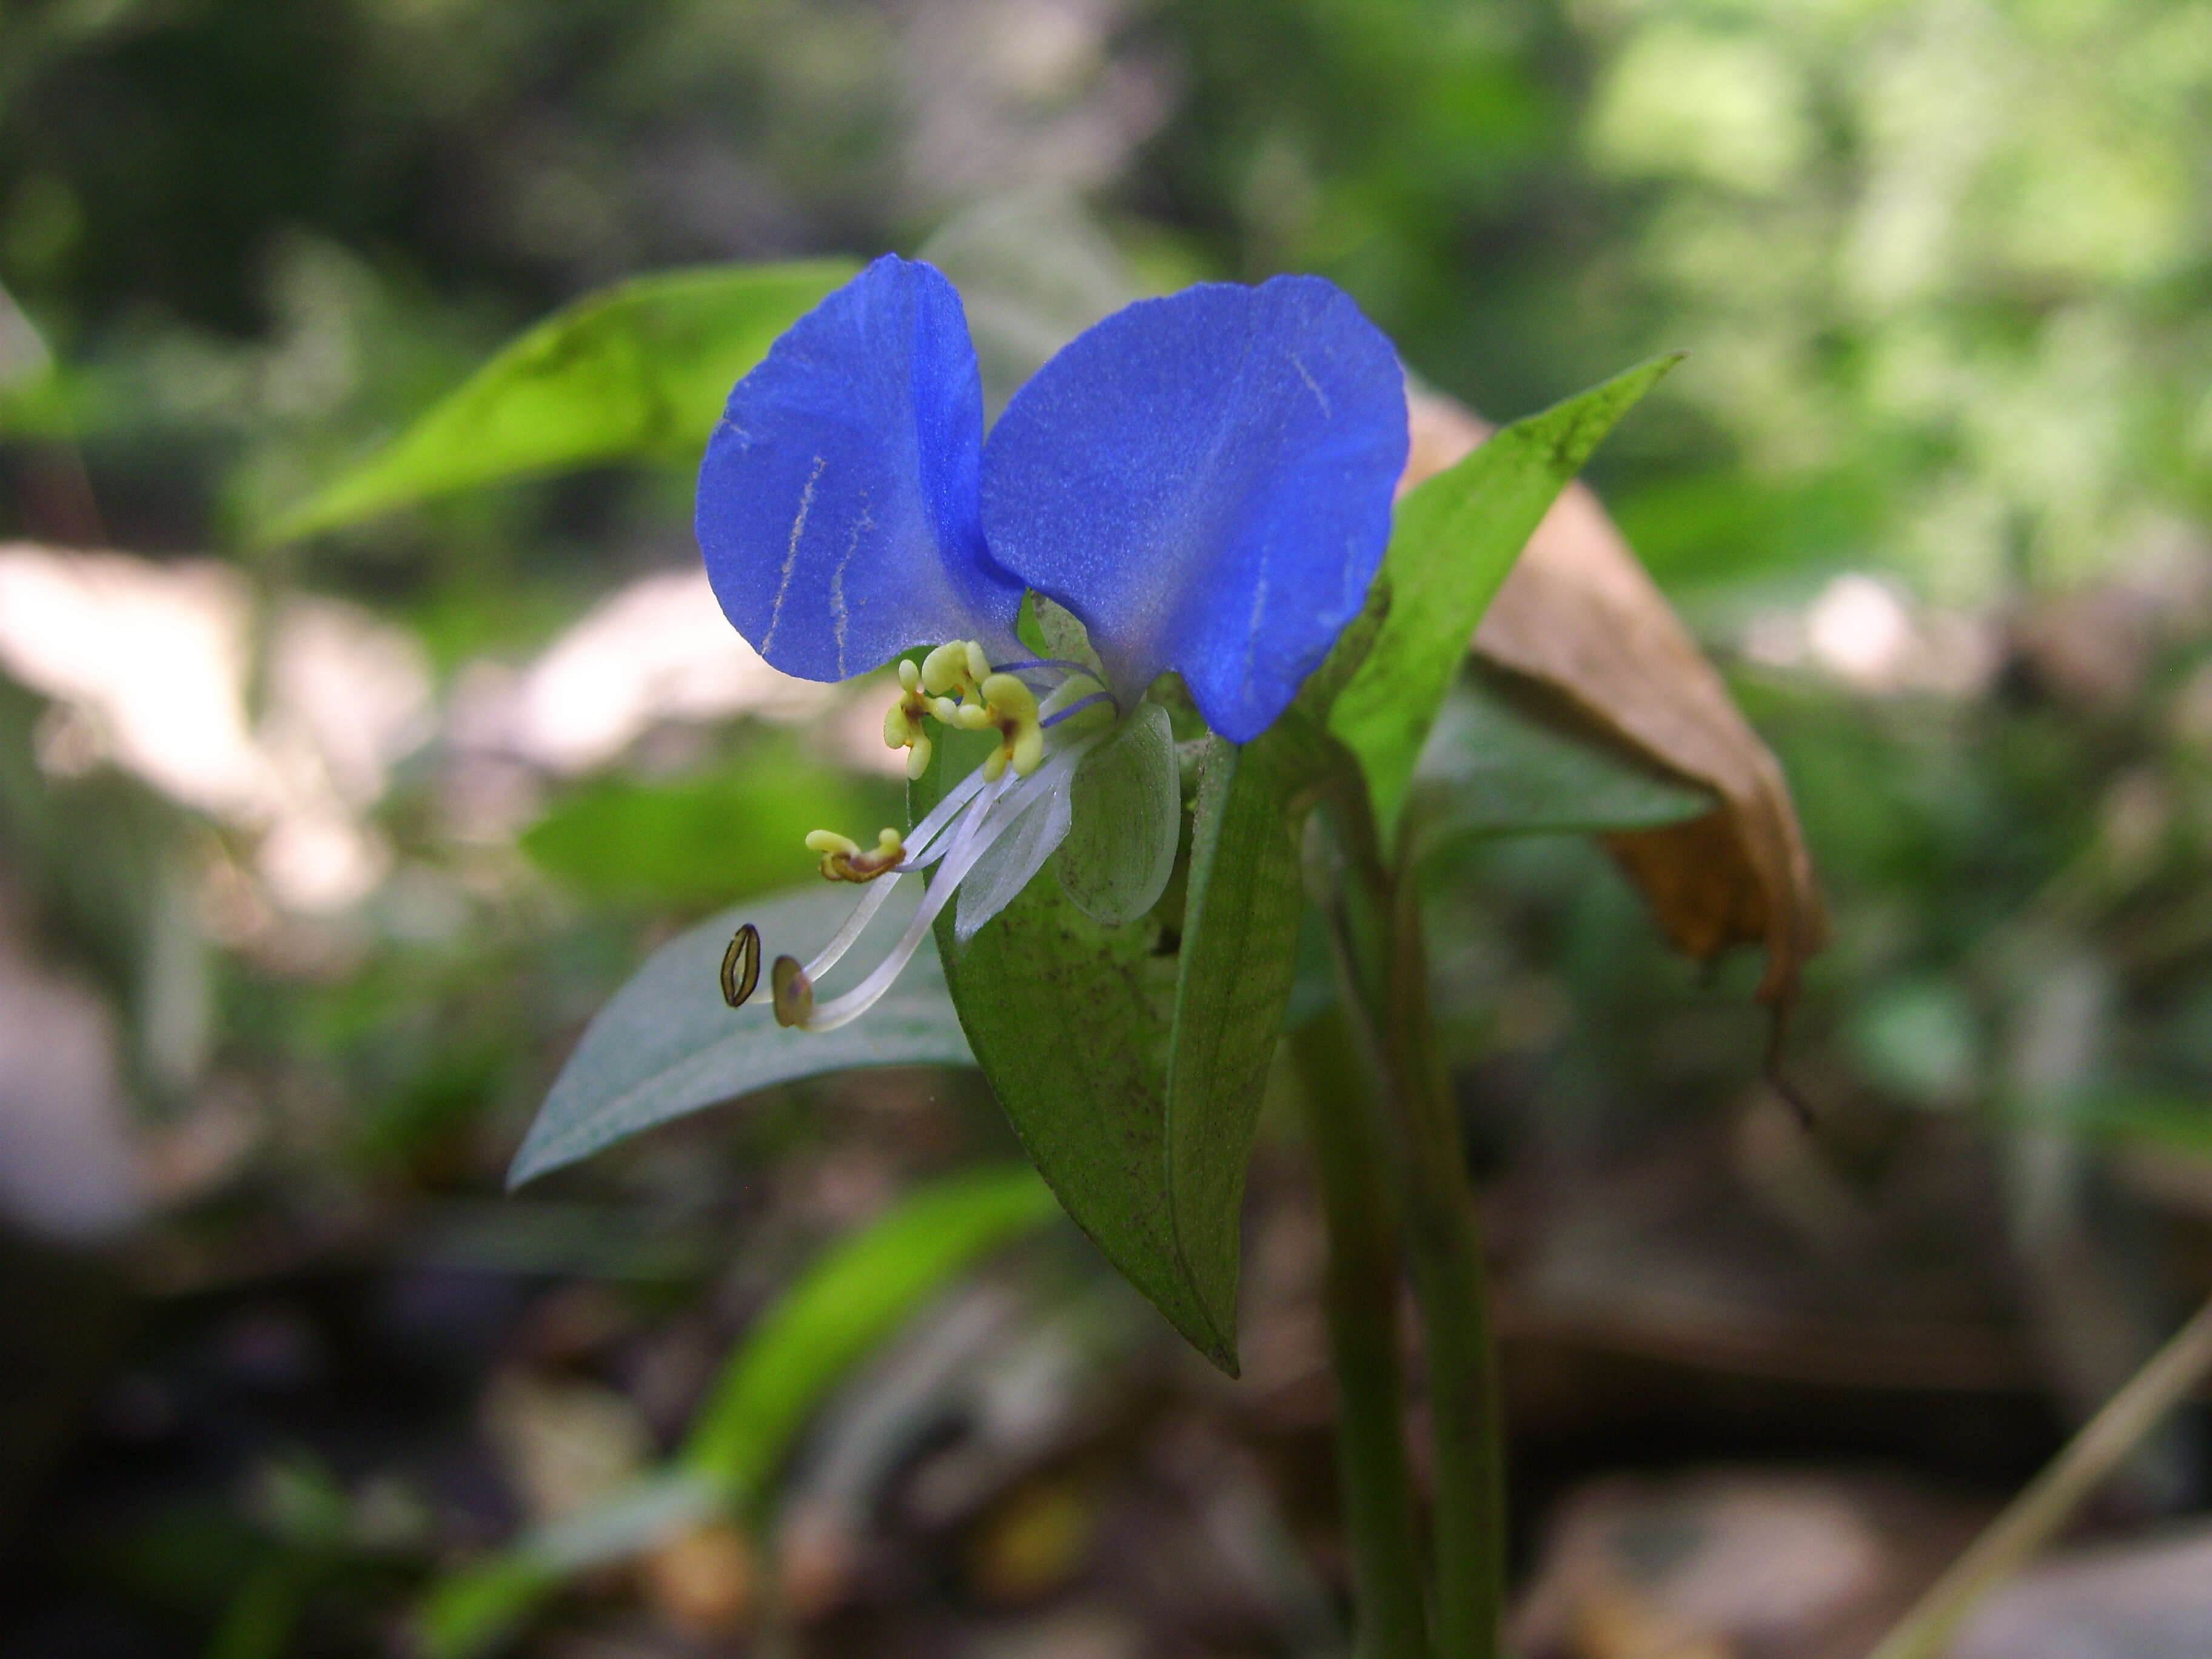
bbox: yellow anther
[884,659,935,779]
[921,640,985,699]
[973,671,1043,782]
[982,671,1037,718]
[804,826,905,882]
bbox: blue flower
[697,254,1406,1029]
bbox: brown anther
[771,955,814,1028]
[720,923,761,1008]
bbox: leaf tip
[504,1139,554,1193]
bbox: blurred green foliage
[521,734,899,908]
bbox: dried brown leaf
[1403,392,1826,1004]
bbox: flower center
[725,637,1126,1031]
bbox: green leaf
[1162,720,1321,1353]
[680,1164,1059,1483]
[920,714,1324,1375]
[417,1558,562,1659]
[508,882,972,1187]
[417,1168,1055,1659]
[264,261,855,541]
[1330,354,1682,831]
[1057,702,1180,927]
[916,724,1225,1365]
[520,741,899,907]
[1407,674,1714,854]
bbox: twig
[1866,1292,2212,1659]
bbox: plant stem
[1376,862,1504,1659]
[1867,1292,2212,1659]
[1307,782,1505,1659]
[1293,1005,1432,1659]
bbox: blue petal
[979,276,1407,742]
[697,255,1024,682]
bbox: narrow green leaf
[508,882,971,1187]
[1331,354,1682,831]
[417,1559,560,1659]
[1408,674,1714,854]
[1057,702,1180,927]
[1162,721,1321,1355]
[264,261,854,541]
[417,1169,1054,1659]
[680,1165,1059,1484]
[916,725,1228,1367]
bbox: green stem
[1867,1292,2212,1659]
[1376,863,1504,1659]
[1293,1006,1432,1659]
[1307,782,1505,1659]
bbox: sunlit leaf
[679,1164,1058,1483]
[1331,355,1681,832]
[417,1169,1056,1658]
[508,882,971,1187]
[417,1558,563,1659]
[264,261,855,541]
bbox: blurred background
[4,0,2212,1654]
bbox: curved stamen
[990,657,1098,681]
[897,761,994,870]
[801,870,903,982]
[1042,690,1116,728]
[799,737,1099,1033]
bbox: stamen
[883,659,935,780]
[805,826,905,882]
[990,657,1098,682]
[720,923,761,1008]
[1037,669,1108,717]
[771,954,814,1027]
[898,763,994,870]
[800,866,903,980]
[958,672,1045,782]
[1042,690,1116,729]
[920,639,991,702]
[796,740,1096,1033]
